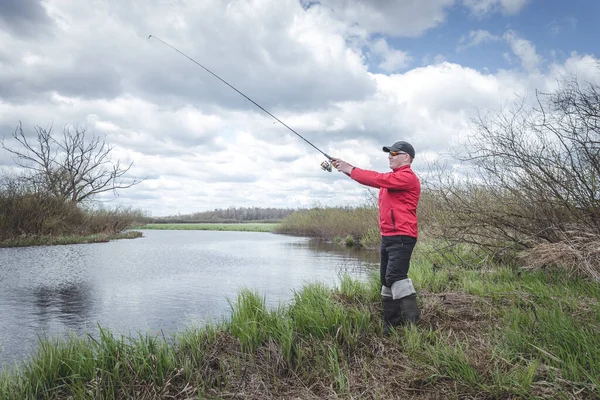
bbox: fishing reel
[321,160,333,172]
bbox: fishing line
[148,34,333,171]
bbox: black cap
[382,141,415,158]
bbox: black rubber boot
[382,297,404,336]
[399,293,420,324]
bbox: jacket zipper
[390,210,396,231]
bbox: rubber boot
[399,293,420,324]
[382,297,404,336]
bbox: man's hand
[331,158,354,175]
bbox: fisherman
[332,141,421,335]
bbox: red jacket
[350,165,420,237]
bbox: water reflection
[0,230,376,369]
[33,283,94,328]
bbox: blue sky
[368,0,597,73]
[0,0,598,216]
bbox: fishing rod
[148,34,334,172]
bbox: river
[0,230,377,369]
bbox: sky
[0,0,599,217]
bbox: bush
[0,191,85,239]
[84,207,149,234]
[421,71,600,280]
[0,175,148,241]
[275,206,378,246]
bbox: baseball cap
[382,141,415,158]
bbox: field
[135,223,279,232]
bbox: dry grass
[0,190,147,246]
[275,206,379,248]
[420,291,498,333]
[521,231,600,282]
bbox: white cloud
[546,53,600,88]
[549,16,578,36]
[503,30,542,72]
[309,0,455,37]
[422,54,448,66]
[500,0,529,14]
[463,0,529,18]
[370,38,412,72]
[457,29,501,51]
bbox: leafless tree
[1,122,145,203]
[425,73,600,258]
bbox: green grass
[1,257,599,399]
[134,223,278,232]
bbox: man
[332,141,421,335]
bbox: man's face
[388,151,410,169]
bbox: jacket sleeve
[350,167,417,190]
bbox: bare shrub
[424,72,600,277]
[0,174,147,240]
[0,190,84,239]
[1,122,148,242]
[83,207,149,234]
[276,205,378,244]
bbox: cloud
[308,0,455,37]
[457,29,501,52]
[370,38,412,72]
[503,30,542,72]
[0,0,53,36]
[0,0,376,110]
[546,53,600,88]
[462,0,529,18]
[549,16,578,35]
[422,54,448,66]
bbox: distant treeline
[151,207,297,223]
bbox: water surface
[0,230,376,368]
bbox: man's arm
[351,168,417,190]
[332,158,415,189]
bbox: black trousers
[380,235,417,288]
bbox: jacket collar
[392,164,411,172]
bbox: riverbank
[0,231,143,248]
[0,223,277,248]
[135,223,279,232]
[1,253,598,399]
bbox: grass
[134,223,279,232]
[1,255,599,399]
[0,231,143,248]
